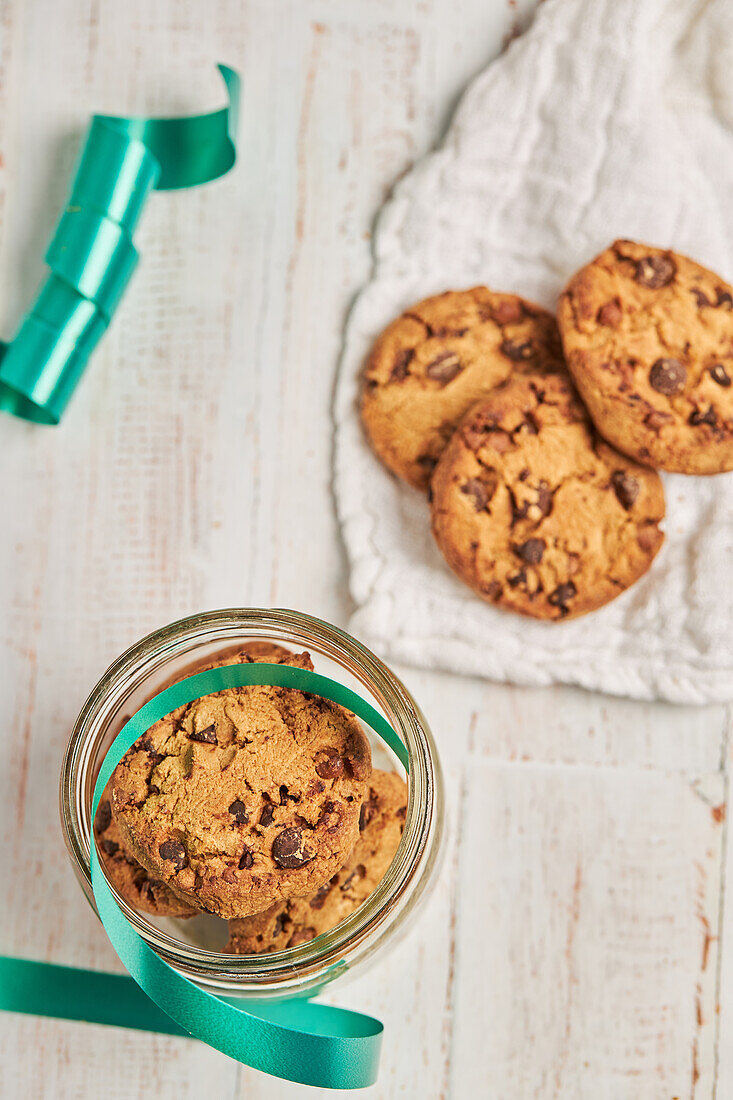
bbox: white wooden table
[1,2,730,1097]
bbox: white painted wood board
[0,2,730,1097]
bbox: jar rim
[61,608,443,993]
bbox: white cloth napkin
[334,0,733,704]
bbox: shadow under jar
[61,608,444,1000]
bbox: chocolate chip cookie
[430,372,665,620]
[95,642,300,919]
[225,768,407,953]
[361,287,566,490]
[558,240,733,474]
[110,652,372,920]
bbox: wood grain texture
[450,761,725,1098]
[0,1,730,1098]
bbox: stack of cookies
[361,240,733,621]
[94,644,407,952]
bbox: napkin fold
[334,0,733,704]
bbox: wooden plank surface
[0,1,731,1097]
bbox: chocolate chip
[425,351,462,385]
[460,476,496,512]
[288,928,316,947]
[481,580,502,601]
[259,802,275,827]
[492,299,524,325]
[359,789,379,831]
[340,864,366,892]
[634,254,676,289]
[309,882,333,910]
[315,748,345,780]
[509,490,529,525]
[390,348,413,382]
[548,581,577,612]
[101,839,119,857]
[272,827,314,869]
[317,800,342,832]
[139,881,154,902]
[597,299,622,326]
[189,723,217,744]
[710,363,731,387]
[689,405,717,427]
[159,840,187,872]
[95,800,112,834]
[717,288,733,309]
[649,358,686,396]
[141,738,165,765]
[518,413,539,436]
[239,846,254,870]
[272,914,286,938]
[514,538,545,564]
[499,339,533,362]
[229,799,249,824]
[537,483,553,517]
[507,570,527,589]
[611,470,640,510]
[691,288,713,308]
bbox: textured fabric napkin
[334,0,733,704]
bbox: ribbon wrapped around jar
[3,609,444,1089]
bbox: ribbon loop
[87,662,405,1088]
[46,209,138,318]
[69,118,159,230]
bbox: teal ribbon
[3,664,410,1088]
[0,956,188,1037]
[0,63,240,424]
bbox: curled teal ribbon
[2,664,410,1088]
[0,64,240,424]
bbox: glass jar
[61,608,444,1000]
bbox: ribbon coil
[0,64,240,424]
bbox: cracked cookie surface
[95,785,201,918]
[110,651,372,920]
[95,642,297,919]
[225,768,407,954]
[361,287,566,490]
[558,240,733,474]
[430,371,665,620]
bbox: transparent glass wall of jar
[61,609,444,999]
